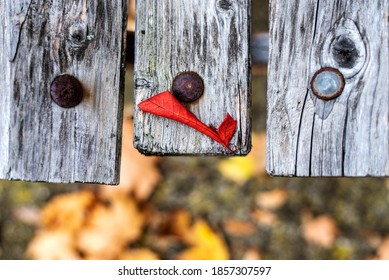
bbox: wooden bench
[267,0,388,176]
[0,1,127,184]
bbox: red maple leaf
[218,113,237,146]
[138,91,237,152]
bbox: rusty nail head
[171,71,204,103]
[311,67,345,101]
[50,74,84,108]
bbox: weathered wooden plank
[134,0,251,155]
[267,0,389,176]
[0,0,127,184]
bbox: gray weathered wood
[134,0,251,155]
[267,0,389,176]
[0,1,127,184]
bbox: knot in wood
[331,36,359,69]
[50,74,84,108]
[217,0,232,11]
[216,0,235,16]
[321,18,366,78]
[66,22,93,55]
[171,72,204,103]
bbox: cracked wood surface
[134,0,251,155]
[0,1,127,184]
[267,0,389,176]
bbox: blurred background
[1,0,389,260]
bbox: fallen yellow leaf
[218,133,266,184]
[376,236,389,260]
[223,219,255,236]
[242,248,262,260]
[118,248,159,260]
[251,209,278,227]
[169,209,192,240]
[26,230,80,260]
[256,188,288,210]
[218,156,257,184]
[302,215,338,248]
[41,190,95,233]
[77,196,145,259]
[177,219,229,260]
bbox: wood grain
[267,0,389,176]
[134,0,251,155]
[0,0,127,184]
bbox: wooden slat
[267,0,389,176]
[134,0,251,155]
[0,0,127,184]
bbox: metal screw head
[171,71,204,103]
[311,67,345,101]
[50,74,84,108]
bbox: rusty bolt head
[171,71,204,103]
[50,74,83,108]
[311,67,345,101]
